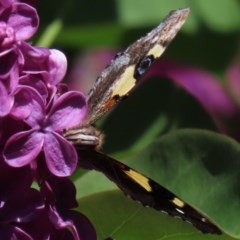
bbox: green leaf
[76,129,240,238]
[56,24,124,48]
[193,0,240,32]
[124,129,240,238]
[116,0,189,27]
[78,190,232,240]
[36,19,63,47]
[75,170,116,199]
[117,0,240,32]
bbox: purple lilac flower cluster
[0,1,96,239]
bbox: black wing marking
[77,148,221,234]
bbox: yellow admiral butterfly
[64,8,221,234]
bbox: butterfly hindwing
[77,148,221,234]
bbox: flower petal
[11,86,36,120]
[43,132,77,176]
[20,42,50,74]
[48,49,67,85]
[0,49,18,79]
[0,225,33,240]
[2,187,44,223]
[11,227,33,240]
[49,208,97,240]
[4,129,44,167]
[0,80,13,116]
[47,91,87,131]
[65,210,97,240]
[22,87,45,127]
[20,75,48,103]
[1,3,39,40]
[42,177,78,209]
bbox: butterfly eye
[135,55,155,79]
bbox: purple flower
[0,161,44,239]
[18,44,69,109]
[0,0,98,239]
[20,43,68,86]
[3,88,87,176]
[0,1,39,78]
[0,2,38,47]
[0,0,87,177]
[0,1,39,116]
[22,176,97,240]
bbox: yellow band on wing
[172,197,185,208]
[124,169,152,192]
[111,65,136,97]
[146,44,165,58]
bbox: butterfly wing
[77,148,221,234]
[85,8,190,124]
[65,8,189,148]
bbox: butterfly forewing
[65,8,190,148]
[85,8,190,125]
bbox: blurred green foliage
[36,0,240,70]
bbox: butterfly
[64,8,221,234]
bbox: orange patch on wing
[104,98,118,111]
